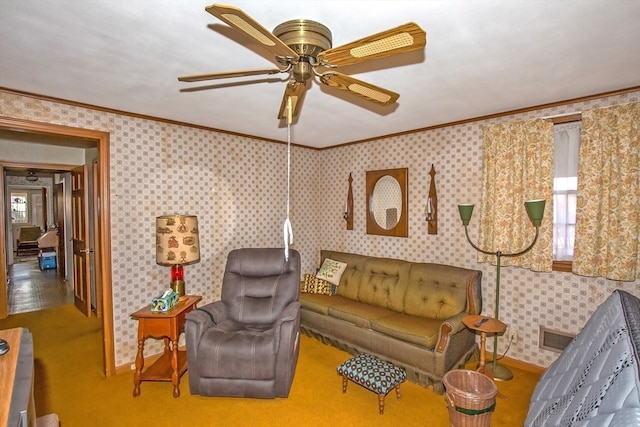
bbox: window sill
[553,260,572,273]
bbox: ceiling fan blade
[178,68,285,82]
[277,81,307,120]
[317,22,426,67]
[206,4,299,59]
[320,72,399,106]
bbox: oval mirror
[372,175,402,229]
[366,168,408,237]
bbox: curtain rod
[542,112,582,123]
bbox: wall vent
[539,327,575,353]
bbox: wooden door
[53,183,65,277]
[72,166,91,317]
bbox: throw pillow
[316,258,347,286]
[300,274,333,295]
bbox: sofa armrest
[435,312,468,354]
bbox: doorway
[0,117,115,377]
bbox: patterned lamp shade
[156,215,200,299]
[156,215,200,266]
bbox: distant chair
[16,226,42,257]
[185,248,301,398]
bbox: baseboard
[489,356,546,375]
[115,346,546,377]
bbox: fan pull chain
[283,97,294,260]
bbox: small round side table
[463,315,507,378]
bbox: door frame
[0,116,115,377]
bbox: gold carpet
[0,305,540,426]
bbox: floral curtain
[573,102,640,281]
[479,119,554,271]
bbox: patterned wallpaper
[1,89,639,369]
[317,90,640,368]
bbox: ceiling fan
[179,4,427,121]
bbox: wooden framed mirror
[366,168,408,237]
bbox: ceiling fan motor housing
[273,19,332,83]
[273,19,333,56]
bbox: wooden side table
[462,314,506,378]
[131,295,202,398]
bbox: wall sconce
[425,164,437,234]
[457,199,545,380]
[343,172,353,230]
[156,214,200,300]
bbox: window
[553,121,580,270]
[11,193,28,224]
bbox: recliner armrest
[276,301,301,324]
[435,312,468,354]
[185,301,227,346]
[273,301,301,351]
[195,300,228,324]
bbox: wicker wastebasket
[443,370,498,427]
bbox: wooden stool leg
[395,384,402,400]
[342,375,348,393]
[378,394,385,415]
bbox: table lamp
[156,215,200,299]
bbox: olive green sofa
[299,250,483,393]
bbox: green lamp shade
[458,204,475,226]
[524,199,545,227]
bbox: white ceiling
[1,1,639,148]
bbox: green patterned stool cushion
[337,353,406,396]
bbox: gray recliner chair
[185,248,301,398]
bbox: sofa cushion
[358,258,411,312]
[321,250,368,300]
[316,258,347,286]
[370,312,443,348]
[327,299,395,329]
[300,293,342,315]
[404,263,470,320]
[301,274,333,295]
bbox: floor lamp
[458,199,545,380]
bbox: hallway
[7,258,73,314]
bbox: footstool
[337,353,406,415]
